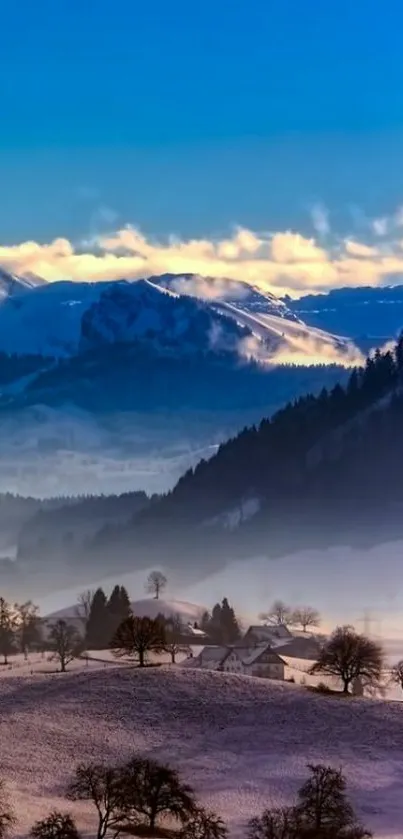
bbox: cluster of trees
[200,598,242,644]
[0,760,371,839]
[82,572,168,650]
[259,600,321,632]
[0,599,42,665]
[82,585,132,649]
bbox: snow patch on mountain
[149,273,299,320]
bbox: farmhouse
[222,643,285,680]
[195,645,231,670]
[192,641,285,681]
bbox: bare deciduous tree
[66,763,124,839]
[180,808,228,839]
[110,615,166,667]
[145,570,167,600]
[118,757,196,832]
[291,606,321,632]
[310,625,384,695]
[30,811,81,839]
[247,806,301,839]
[14,601,41,659]
[259,600,293,626]
[247,764,371,839]
[0,779,15,839]
[296,764,371,837]
[0,599,17,665]
[48,620,84,673]
[165,614,191,664]
[391,660,403,693]
[75,590,95,626]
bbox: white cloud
[344,240,378,258]
[2,210,403,298]
[372,217,389,237]
[311,203,330,236]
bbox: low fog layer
[37,538,403,643]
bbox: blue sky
[2,0,403,248]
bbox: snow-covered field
[0,660,403,838]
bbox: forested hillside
[88,336,403,570]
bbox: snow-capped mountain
[0,269,355,499]
[0,271,359,366]
[0,267,45,299]
[149,272,299,321]
[79,279,249,356]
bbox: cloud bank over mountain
[2,205,403,297]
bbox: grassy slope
[0,665,402,837]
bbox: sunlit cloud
[2,209,403,298]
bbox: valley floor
[0,661,402,838]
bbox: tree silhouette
[180,808,228,839]
[292,606,320,632]
[85,588,109,649]
[391,660,403,693]
[110,615,166,667]
[247,807,301,839]
[0,599,17,665]
[164,614,191,663]
[146,571,167,600]
[15,601,41,659]
[247,764,371,839]
[107,586,131,636]
[310,625,383,694]
[75,590,95,637]
[30,811,81,839]
[118,757,196,831]
[0,779,15,839]
[296,763,371,837]
[48,620,83,673]
[66,763,124,839]
[259,600,293,627]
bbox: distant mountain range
[0,270,402,595]
[0,269,358,497]
[0,269,401,501]
[287,285,403,349]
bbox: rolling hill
[0,665,401,837]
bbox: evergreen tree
[86,588,109,650]
[201,599,241,644]
[107,586,131,637]
[220,598,241,643]
[396,331,403,374]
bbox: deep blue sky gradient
[2,0,403,242]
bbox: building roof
[274,637,321,660]
[198,645,229,661]
[227,642,286,667]
[244,624,293,642]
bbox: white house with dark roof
[222,642,285,679]
[194,645,231,670]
